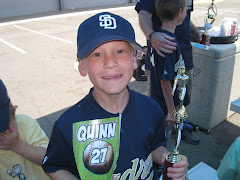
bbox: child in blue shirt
[42,12,188,180]
[151,0,189,124]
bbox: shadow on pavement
[168,115,240,169]
[129,79,147,94]
[37,107,70,138]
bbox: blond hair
[9,102,16,122]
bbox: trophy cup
[200,18,211,45]
[200,0,217,45]
[163,66,188,180]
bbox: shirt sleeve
[42,120,80,178]
[135,0,155,14]
[217,137,240,180]
[17,114,49,149]
[189,0,194,11]
[154,52,175,81]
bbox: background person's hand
[150,32,177,58]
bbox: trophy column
[163,67,188,180]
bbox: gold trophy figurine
[163,67,188,180]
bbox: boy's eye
[93,53,101,57]
[116,49,125,54]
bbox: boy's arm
[138,10,176,57]
[48,170,80,180]
[152,146,169,165]
[152,146,188,179]
[161,80,176,125]
[0,123,46,166]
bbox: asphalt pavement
[0,0,240,171]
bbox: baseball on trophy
[83,140,114,174]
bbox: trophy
[200,18,211,45]
[163,66,188,180]
[207,0,217,25]
[200,0,217,45]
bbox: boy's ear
[133,56,138,70]
[176,8,183,17]
[78,60,87,76]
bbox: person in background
[217,136,240,180]
[135,0,211,145]
[151,0,188,127]
[0,79,50,180]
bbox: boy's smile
[102,74,122,80]
[79,40,138,98]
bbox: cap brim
[0,104,10,133]
[77,36,143,59]
[130,42,143,52]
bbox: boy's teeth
[105,75,120,79]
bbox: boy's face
[78,41,138,96]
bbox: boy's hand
[161,153,189,180]
[0,124,19,151]
[166,112,176,125]
[150,32,177,58]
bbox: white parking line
[194,0,224,4]
[0,38,27,54]
[0,6,135,27]
[13,25,74,44]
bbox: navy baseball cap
[0,80,10,133]
[77,12,142,59]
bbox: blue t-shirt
[150,30,189,114]
[135,0,194,71]
[42,88,167,180]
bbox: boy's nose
[103,54,118,69]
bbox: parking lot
[0,6,147,126]
[0,0,240,171]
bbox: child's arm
[152,146,188,179]
[0,123,46,166]
[161,80,176,125]
[48,170,80,180]
[152,146,169,165]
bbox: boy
[42,12,188,180]
[0,79,50,180]
[135,0,202,145]
[150,0,197,144]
